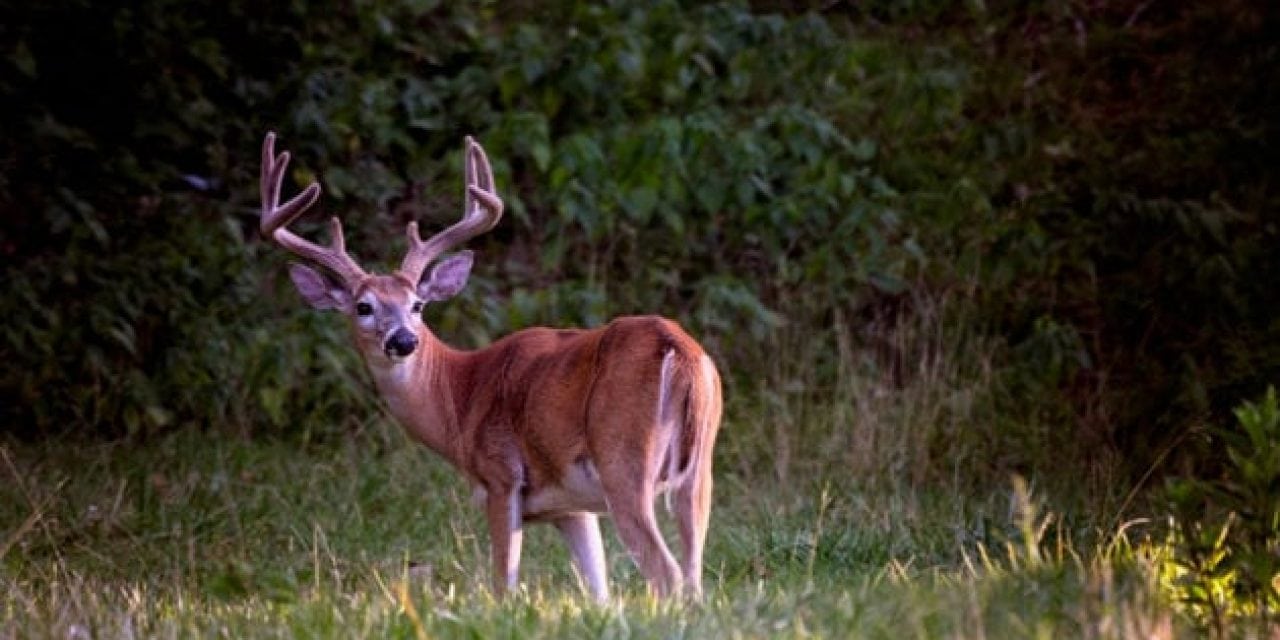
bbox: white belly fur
[522,460,608,519]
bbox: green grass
[2,422,1182,638]
[0,298,1196,637]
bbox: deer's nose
[385,329,418,358]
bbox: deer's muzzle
[385,329,418,358]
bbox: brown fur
[260,133,722,599]
[349,278,722,598]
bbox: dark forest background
[1,0,1277,488]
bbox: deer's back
[453,315,707,494]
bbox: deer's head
[259,133,503,366]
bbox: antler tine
[259,132,367,288]
[399,136,504,284]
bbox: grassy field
[2,417,1182,638]
[0,312,1191,637]
[2,2,1275,637]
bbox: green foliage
[967,2,1280,467]
[0,201,377,438]
[1161,387,1280,635]
[475,3,940,354]
[0,1,954,439]
[1,1,1277,498]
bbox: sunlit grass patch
[2,425,1185,638]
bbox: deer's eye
[411,301,424,314]
[355,302,373,316]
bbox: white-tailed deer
[258,133,722,600]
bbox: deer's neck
[365,334,466,467]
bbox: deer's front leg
[485,487,523,596]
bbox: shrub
[1161,387,1280,635]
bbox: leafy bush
[961,2,1280,470]
[1161,387,1280,635]
[1,1,951,438]
[1,1,1276,498]
[0,200,378,438]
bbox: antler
[260,132,367,288]
[399,136,504,284]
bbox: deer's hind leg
[597,455,681,597]
[591,378,682,596]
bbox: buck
[257,133,722,600]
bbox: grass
[0,303,1193,638]
[1,416,1182,638]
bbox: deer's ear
[288,263,352,312]
[418,251,473,302]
